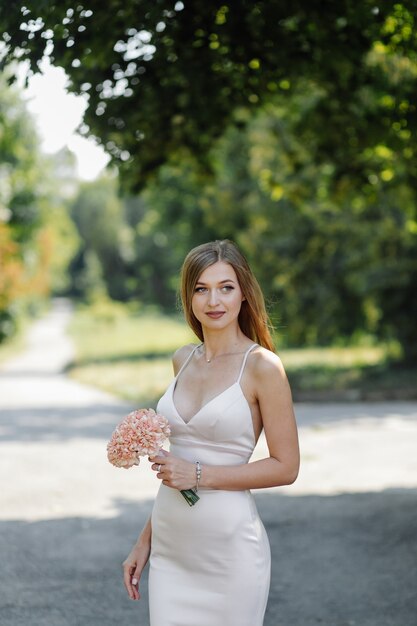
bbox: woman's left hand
[149,451,196,491]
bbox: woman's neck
[201,328,249,361]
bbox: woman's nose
[208,289,219,306]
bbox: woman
[123,239,299,625]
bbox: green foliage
[42,203,80,293]
[67,166,218,308]
[0,73,80,340]
[131,162,219,307]
[0,73,44,338]
[2,1,416,190]
[65,80,417,358]
[69,174,130,300]
[0,73,42,241]
[1,2,416,361]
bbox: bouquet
[107,408,199,506]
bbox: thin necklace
[203,348,247,363]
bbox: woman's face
[191,261,245,331]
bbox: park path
[0,299,416,626]
[0,298,155,522]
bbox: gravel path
[1,299,416,626]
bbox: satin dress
[149,344,271,626]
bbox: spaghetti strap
[237,344,257,384]
[175,343,202,379]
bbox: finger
[149,450,170,463]
[131,577,140,601]
[150,460,167,473]
[123,565,137,600]
[149,454,164,464]
[132,569,141,600]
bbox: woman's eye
[194,285,234,293]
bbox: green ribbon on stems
[180,488,200,506]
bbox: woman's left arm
[150,351,300,491]
[201,351,299,490]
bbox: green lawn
[68,304,195,405]
[67,303,417,404]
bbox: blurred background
[0,1,416,405]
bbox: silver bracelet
[195,461,202,492]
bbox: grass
[67,302,417,404]
[280,344,417,400]
[67,302,195,405]
[286,360,417,401]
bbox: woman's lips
[206,312,225,319]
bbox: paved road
[1,300,416,626]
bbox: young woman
[123,239,299,625]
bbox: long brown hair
[180,240,275,352]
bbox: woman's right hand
[122,541,151,601]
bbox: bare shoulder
[249,345,288,385]
[172,343,200,375]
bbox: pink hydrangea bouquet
[107,408,199,506]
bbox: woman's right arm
[122,516,152,601]
[122,344,195,599]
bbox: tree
[69,174,130,300]
[2,2,416,361]
[0,72,47,338]
[0,74,79,340]
[1,2,416,190]
[130,161,219,308]
[39,152,81,294]
[203,88,417,359]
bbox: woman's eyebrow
[195,279,237,285]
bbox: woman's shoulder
[250,344,287,381]
[172,342,201,374]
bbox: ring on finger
[157,464,162,472]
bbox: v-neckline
[171,381,241,425]
[170,342,257,425]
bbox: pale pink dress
[149,344,271,626]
